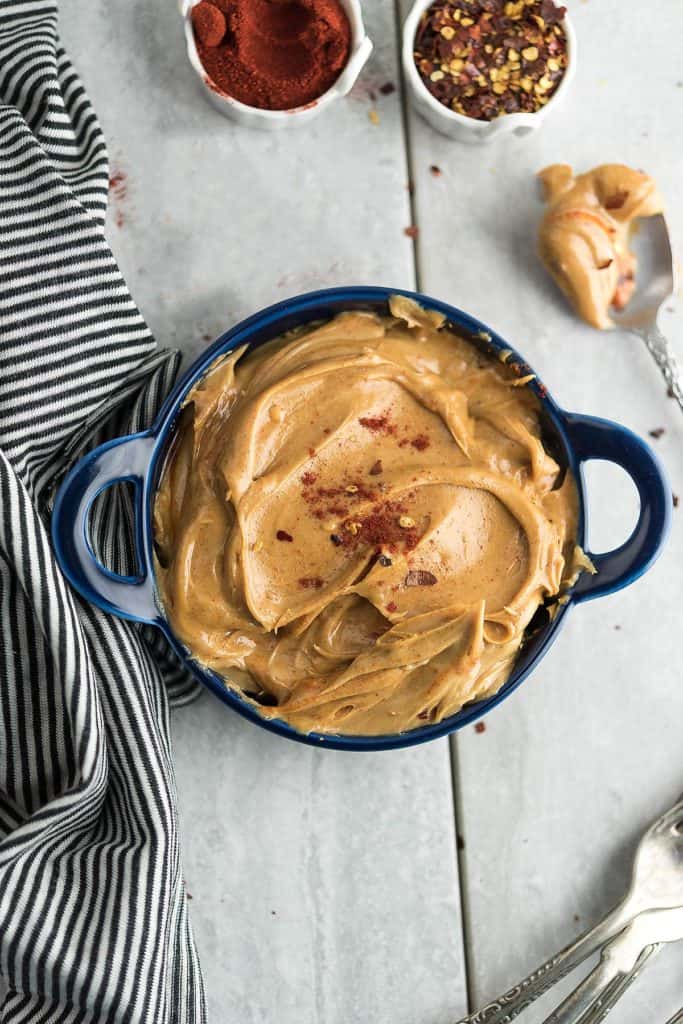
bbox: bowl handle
[564,413,672,603]
[51,433,159,624]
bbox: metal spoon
[611,213,682,409]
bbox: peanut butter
[538,163,663,329]
[154,297,583,736]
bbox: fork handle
[638,323,683,412]
[541,944,660,1024]
[575,945,660,1024]
[453,904,630,1024]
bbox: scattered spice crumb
[109,171,127,199]
[368,109,380,125]
[411,434,430,451]
[668,386,676,399]
[405,569,437,586]
[380,81,396,95]
[186,892,193,900]
[456,835,465,851]
[648,427,665,439]
[378,554,392,567]
[573,914,580,923]
[673,493,679,508]
[474,721,486,734]
[330,533,343,546]
[276,530,293,542]
[109,170,128,229]
[359,414,396,436]
[429,164,442,177]
[404,225,419,239]
[614,624,621,631]
[298,577,324,589]
[271,910,276,916]
[369,459,383,475]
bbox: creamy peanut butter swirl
[154,297,583,736]
[538,163,663,329]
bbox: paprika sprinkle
[191,0,352,111]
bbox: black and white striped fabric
[0,3,205,1021]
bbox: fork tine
[665,1008,683,1024]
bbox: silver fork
[542,905,683,1023]
[456,792,683,1024]
[611,213,682,410]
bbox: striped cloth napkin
[0,3,205,1021]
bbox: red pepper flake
[404,225,419,239]
[474,721,486,734]
[298,577,325,589]
[369,459,383,475]
[276,530,293,542]
[358,413,396,436]
[410,434,430,451]
[109,171,127,199]
[405,569,437,586]
[386,601,398,613]
[648,427,665,439]
[430,164,442,177]
[109,170,128,229]
[605,190,630,211]
[301,471,318,485]
[344,501,420,552]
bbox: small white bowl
[402,0,576,144]
[181,0,373,130]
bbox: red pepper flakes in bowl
[413,0,569,122]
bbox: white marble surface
[59,0,683,1020]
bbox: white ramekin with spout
[402,0,576,144]
[181,0,373,129]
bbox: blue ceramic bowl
[52,288,672,751]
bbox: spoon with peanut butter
[538,163,681,410]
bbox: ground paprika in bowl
[181,0,373,128]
